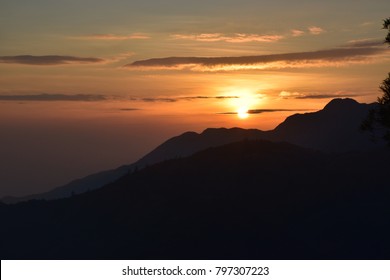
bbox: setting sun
[1,0,390,265]
[226,89,262,119]
[237,107,249,119]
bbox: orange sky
[0,0,389,196]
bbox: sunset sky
[1,0,389,197]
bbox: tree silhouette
[361,18,390,145]
[385,18,390,44]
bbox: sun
[237,107,249,119]
[226,89,261,120]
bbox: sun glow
[226,89,262,120]
[237,107,249,119]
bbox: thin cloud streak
[219,109,313,115]
[0,94,239,103]
[181,95,239,100]
[360,22,374,27]
[119,108,140,111]
[346,39,383,48]
[0,55,104,65]
[136,97,177,103]
[171,33,283,43]
[308,26,325,35]
[291,29,305,37]
[126,46,388,72]
[75,33,150,40]
[279,91,360,99]
[129,96,239,103]
[0,94,107,101]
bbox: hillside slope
[1,140,389,259]
[2,98,384,204]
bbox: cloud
[119,108,140,111]
[128,95,239,103]
[136,97,177,103]
[308,26,325,35]
[171,33,223,42]
[0,55,104,65]
[126,45,389,72]
[0,94,107,101]
[347,38,383,48]
[76,33,150,40]
[180,95,239,100]
[279,91,307,99]
[291,29,305,37]
[219,108,312,115]
[171,33,283,43]
[0,94,239,103]
[360,22,374,27]
[279,91,359,99]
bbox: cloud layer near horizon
[219,108,313,115]
[278,91,360,99]
[74,33,150,40]
[130,95,239,102]
[0,94,107,101]
[0,55,104,65]
[126,45,388,72]
[171,33,283,43]
[0,94,239,102]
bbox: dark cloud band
[0,94,106,101]
[0,55,104,65]
[0,94,239,103]
[219,109,312,115]
[129,96,239,102]
[126,46,388,70]
[279,91,360,99]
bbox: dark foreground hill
[2,98,384,204]
[1,140,389,259]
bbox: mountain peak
[3,98,383,205]
[323,98,360,111]
[202,127,229,134]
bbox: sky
[0,0,389,197]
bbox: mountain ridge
[1,139,389,259]
[1,98,384,204]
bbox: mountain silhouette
[1,139,389,259]
[270,98,382,152]
[1,98,384,204]
[1,165,132,204]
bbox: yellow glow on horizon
[237,107,249,119]
[225,88,262,120]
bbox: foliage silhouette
[384,18,390,45]
[362,18,390,145]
